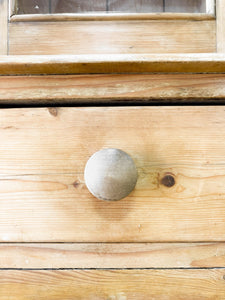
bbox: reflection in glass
[16,0,207,14]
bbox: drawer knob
[84,148,138,201]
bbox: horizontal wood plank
[9,20,216,55]
[0,74,225,104]
[0,269,224,299]
[1,54,225,75]
[0,107,225,242]
[0,243,224,268]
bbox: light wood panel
[0,269,224,300]
[108,0,163,13]
[0,0,8,55]
[0,107,225,242]
[165,0,206,13]
[16,0,49,14]
[217,0,225,52]
[1,53,224,75]
[9,20,216,55]
[0,74,225,104]
[0,243,224,268]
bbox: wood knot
[48,107,58,117]
[161,174,175,188]
[73,181,80,188]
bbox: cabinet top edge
[0,54,225,75]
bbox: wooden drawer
[1,106,225,243]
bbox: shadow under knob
[84,148,138,201]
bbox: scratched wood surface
[0,243,224,268]
[0,107,225,242]
[0,269,224,300]
[9,20,215,55]
[0,74,225,104]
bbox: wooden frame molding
[9,0,16,17]
[0,54,225,75]
[0,0,8,54]
[217,0,225,52]
[10,12,215,22]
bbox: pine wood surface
[10,12,215,21]
[0,243,224,268]
[0,269,224,300]
[0,106,225,242]
[9,20,215,55]
[0,74,225,105]
[1,53,225,75]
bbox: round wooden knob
[84,148,138,201]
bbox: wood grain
[0,243,224,268]
[1,53,224,75]
[0,74,225,105]
[165,0,206,13]
[16,0,49,14]
[9,20,216,55]
[0,107,225,242]
[0,269,224,299]
[217,0,225,52]
[108,0,163,13]
[0,0,8,55]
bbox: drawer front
[0,106,225,242]
[0,269,225,300]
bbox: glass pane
[165,0,206,13]
[16,0,207,14]
[16,0,49,14]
